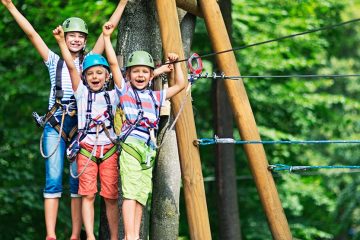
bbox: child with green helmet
[119,50,185,240]
[105,31,185,240]
[1,0,128,239]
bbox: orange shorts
[77,142,119,199]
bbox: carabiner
[187,53,203,75]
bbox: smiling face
[127,65,154,90]
[84,65,109,92]
[65,31,87,53]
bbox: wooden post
[175,0,203,17]
[198,0,293,239]
[155,0,212,240]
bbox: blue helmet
[82,54,110,73]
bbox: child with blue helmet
[1,0,128,239]
[53,22,121,239]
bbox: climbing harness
[39,110,65,159]
[119,141,154,170]
[35,59,77,158]
[117,87,160,168]
[119,88,158,143]
[79,144,117,164]
[69,90,117,178]
[70,124,100,179]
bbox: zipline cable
[269,164,360,172]
[173,17,360,64]
[195,137,360,146]
[191,73,360,80]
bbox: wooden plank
[155,0,212,239]
[198,0,293,239]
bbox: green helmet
[126,51,155,69]
[62,17,88,35]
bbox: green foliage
[189,0,360,239]
[3,0,360,239]
[0,0,117,239]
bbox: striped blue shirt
[44,50,81,116]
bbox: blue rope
[190,72,360,80]
[269,164,360,172]
[196,138,360,146]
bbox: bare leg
[45,198,59,239]
[82,195,96,240]
[104,198,119,240]
[123,199,136,240]
[70,197,82,239]
[134,202,143,240]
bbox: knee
[82,194,96,202]
[104,198,118,207]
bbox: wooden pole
[155,1,212,240]
[198,0,293,239]
[175,0,203,17]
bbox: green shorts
[119,136,156,206]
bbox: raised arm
[92,0,128,54]
[53,26,81,91]
[154,63,173,77]
[102,22,124,89]
[166,53,186,99]
[2,0,49,61]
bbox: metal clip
[32,112,46,128]
[214,135,235,144]
[146,154,151,167]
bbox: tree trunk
[99,1,194,239]
[214,0,242,239]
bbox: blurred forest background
[2,0,360,239]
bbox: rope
[153,82,192,149]
[190,72,360,80]
[173,17,360,64]
[195,137,360,146]
[269,164,360,172]
[70,124,100,179]
[39,110,65,159]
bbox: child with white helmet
[1,0,128,239]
